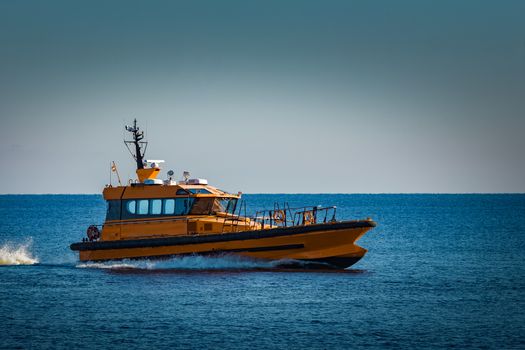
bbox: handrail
[249,204,337,230]
[221,200,248,233]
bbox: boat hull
[71,220,376,269]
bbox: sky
[0,0,524,193]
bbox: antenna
[124,118,148,170]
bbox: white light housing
[144,179,163,185]
[187,178,208,185]
[145,160,165,169]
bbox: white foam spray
[76,254,279,270]
[0,240,39,265]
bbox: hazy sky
[1,0,524,193]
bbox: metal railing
[221,200,248,233]
[249,204,337,230]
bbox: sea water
[0,194,524,349]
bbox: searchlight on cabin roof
[145,160,165,169]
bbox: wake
[74,255,347,272]
[76,254,282,271]
[0,241,39,265]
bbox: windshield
[189,198,214,215]
[213,198,238,214]
[187,197,239,215]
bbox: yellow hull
[71,220,375,269]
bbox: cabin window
[176,189,189,195]
[163,199,175,214]
[106,200,121,220]
[189,198,214,215]
[127,200,136,214]
[151,199,162,215]
[175,198,194,215]
[188,188,212,194]
[138,200,149,215]
[121,198,196,218]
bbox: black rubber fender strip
[70,220,375,252]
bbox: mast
[124,119,147,170]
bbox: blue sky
[1,0,524,193]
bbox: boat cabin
[100,179,247,241]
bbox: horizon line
[0,192,524,195]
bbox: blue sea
[1,194,524,349]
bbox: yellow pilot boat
[70,120,376,268]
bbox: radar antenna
[124,119,148,170]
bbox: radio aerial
[124,118,147,170]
